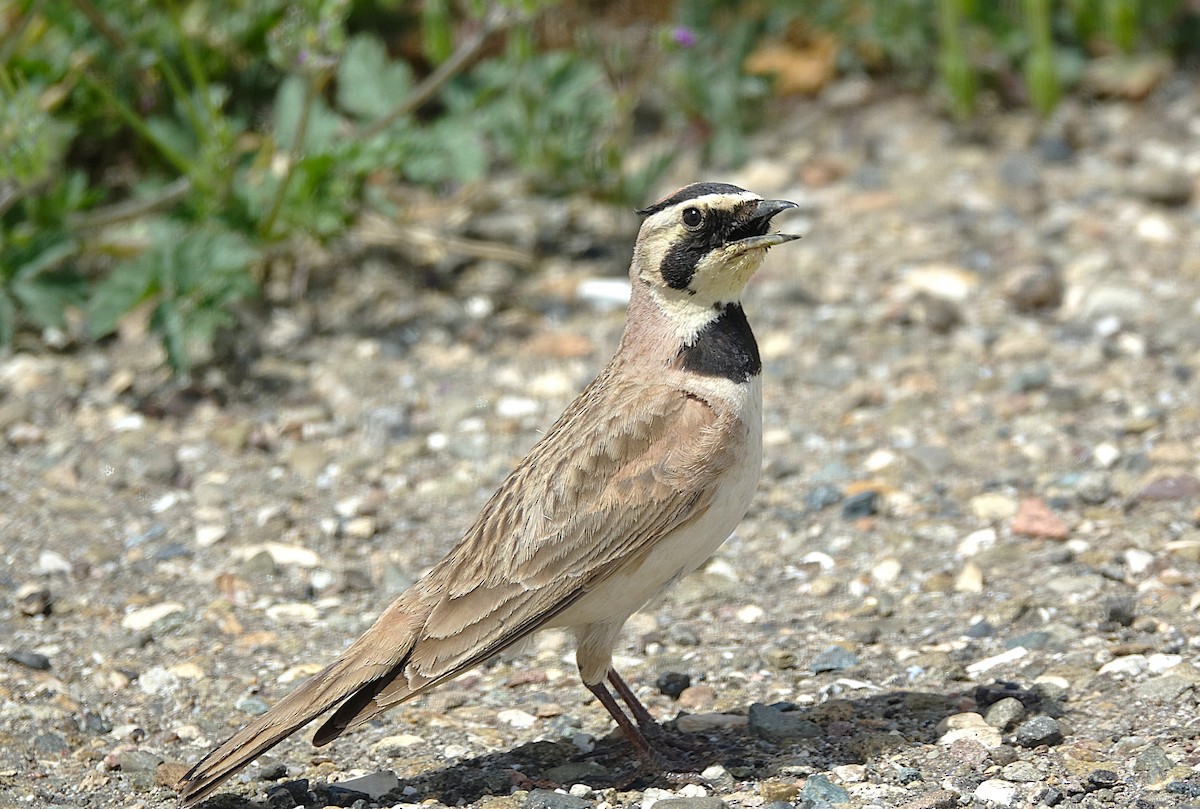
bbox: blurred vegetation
[1,0,1196,372]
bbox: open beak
[726,199,800,253]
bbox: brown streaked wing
[331,375,745,728]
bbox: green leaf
[273,75,343,153]
[87,255,157,339]
[336,33,413,120]
[12,269,87,329]
[0,289,15,346]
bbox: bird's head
[631,182,799,318]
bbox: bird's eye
[682,207,703,228]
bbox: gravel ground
[2,76,1200,809]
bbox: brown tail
[176,603,423,807]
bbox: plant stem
[0,0,48,66]
[81,74,194,175]
[355,7,517,142]
[69,0,129,52]
[260,74,318,239]
[69,177,193,230]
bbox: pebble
[1000,761,1041,782]
[6,650,51,670]
[1075,471,1113,504]
[806,484,844,511]
[1010,498,1070,540]
[747,703,822,743]
[840,490,878,519]
[810,645,859,673]
[15,583,53,616]
[526,788,594,809]
[656,671,691,699]
[137,666,180,696]
[370,734,425,755]
[650,798,726,809]
[36,549,72,575]
[1014,715,1065,748]
[334,771,400,799]
[677,684,717,710]
[800,773,850,804]
[937,713,1002,749]
[1136,474,1200,502]
[497,708,537,728]
[954,561,983,593]
[671,712,744,733]
[544,761,609,785]
[957,528,997,556]
[1133,745,1177,785]
[970,493,1018,522]
[235,695,271,716]
[265,602,319,624]
[121,602,185,632]
[984,697,1026,730]
[974,778,1019,806]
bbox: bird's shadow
[196,688,974,808]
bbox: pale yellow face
[632,190,783,339]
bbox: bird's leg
[607,669,657,727]
[584,679,655,759]
[607,669,704,755]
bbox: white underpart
[554,374,763,684]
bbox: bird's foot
[641,720,705,754]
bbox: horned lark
[177,182,799,805]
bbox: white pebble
[1093,442,1121,469]
[871,557,902,584]
[957,528,997,557]
[1147,653,1183,674]
[864,448,896,472]
[195,524,227,547]
[497,708,536,729]
[966,647,1028,675]
[122,602,184,631]
[36,549,72,575]
[736,604,765,623]
[1136,214,1175,243]
[265,602,319,624]
[677,784,708,797]
[442,744,469,758]
[496,396,540,419]
[1124,548,1155,575]
[569,784,593,798]
[834,764,868,783]
[138,665,180,696]
[974,778,1019,806]
[1098,655,1147,677]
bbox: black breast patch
[677,303,761,383]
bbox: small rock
[121,602,185,632]
[651,799,727,809]
[497,708,537,729]
[1128,165,1193,206]
[656,671,691,699]
[984,697,1026,730]
[1004,265,1063,311]
[947,737,989,767]
[971,493,1019,522]
[195,524,228,547]
[6,650,51,670]
[1075,472,1113,505]
[674,713,747,733]
[1000,761,1041,782]
[1014,715,1065,748]
[1092,443,1121,469]
[810,646,858,673]
[748,703,822,743]
[800,773,849,804]
[974,778,1019,806]
[840,490,878,519]
[833,764,867,783]
[544,761,609,785]
[156,761,190,788]
[759,779,800,801]
[120,749,164,772]
[806,484,844,511]
[1086,769,1119,790]
[15,583,52,616]
[32,731,70,754]
[1133,745,1177,785]
[677,685,717,711]
[1136,474,1200,502]
[334,771,400,799]
[1135,669,1200,703]
[1010,498,1069,540]
[525,789,593,809]
[938,713,1002,749]
[954,561,984,593]
[236,695,271,716]
[265,602,319,624]
[370,734,425,755]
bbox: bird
[177,181,799,806]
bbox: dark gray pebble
[809,645,858,673]
[33,732,70,754]
[806,484,843,512]
[652,799,728,809]
[656,671,691,699]
[840,490,877,519]
[800,773,850,804]
[6,650,51,670]
[748,702,822,744]
[1015,715,1065,748]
